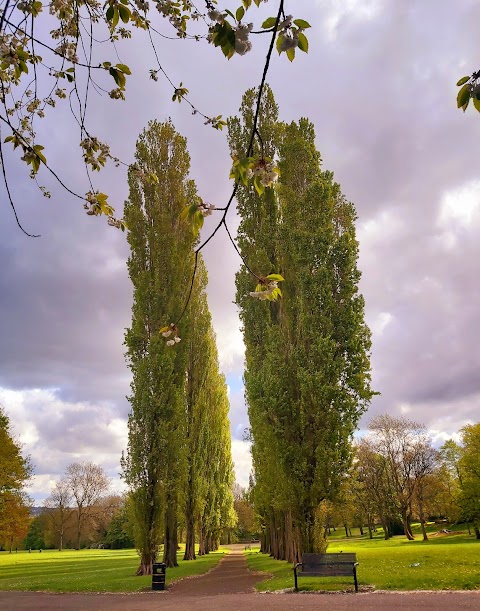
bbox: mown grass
[0,547,226,592]
[245,525,480,592]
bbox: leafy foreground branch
[0,0,310,236]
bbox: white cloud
[319,0,383,40]
[231,439,252,489]
[0,387,128,503]
[438,180,480,229]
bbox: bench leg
[294,567,298,592]
[353,566,358,593]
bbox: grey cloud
[2,2,480,500]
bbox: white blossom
[208,9,223,22]
[249,291,269,300]
[234,23,253,56]
[278,15,293,32]
[200,202,216,217]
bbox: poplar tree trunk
[184,476,196,560]
[198,517,206,556]
[163,502,178,567]
[136,550,155,575]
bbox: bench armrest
[294,562,303,570]
[354,562,359,566]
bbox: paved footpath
[1,547,479,610]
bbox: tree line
[235,415,480,546]
[121,121,236,574]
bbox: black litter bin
[152,562,166,591]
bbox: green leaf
[262,17,277,29]
[116,63,131,75]
[33,145,46,164]
[236,6,245,21]
[254,175,264,196]
[112,7,119,28]
[456,76,470,86]
[276,33,283,54]
[461,99,470,112]
[293,19,311,29]
[118,5,130,23]
[457,83,471,108]
[286,47,295,62]
[106,5,114,21]
[297,32,308,53]
[473,97,480,112]
[242,0,252,8]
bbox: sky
[1,0,480,503]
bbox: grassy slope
[245,525,480,592]
[0,547,226,592]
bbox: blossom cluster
[250,280,279,300]
[249,158,279,187]
[161,323,182,346]
[248,274,284,302]
[155,0,189,35]
[198,202,216,217]
[234,22,253,56]
[80,137,111,171]
[55,40,78,63]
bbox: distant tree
[367,415,436,541]
[44,477,73,550]
[0,406,32,552]
[0,406,32,497]
[104,497,135,550]
[66,462,109,549]
[410,442,438,541]
[234,495,256,541]
[458,423,480,539]
[89,495,124,545]
[355,438,395,539]
[23,516,45,550]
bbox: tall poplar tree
[183,258,235,560]
[122,120,196,573]
[228,89,374,559]
[276,118,374,554]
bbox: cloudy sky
[1,0,480,502]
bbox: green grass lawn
[0,547,226,592]
[245,527,480,592]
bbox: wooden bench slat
[302,567,355,576]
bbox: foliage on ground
[245,528,480,592]
[0,547,226,592]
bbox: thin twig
[0,135,40,237]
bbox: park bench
[293,552,359,592]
